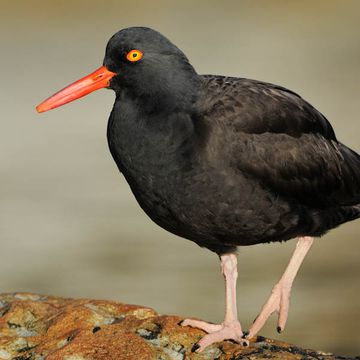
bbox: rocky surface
[0,293,358,360]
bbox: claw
[191,343,200,353]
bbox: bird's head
[36,27,199,113]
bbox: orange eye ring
[126,49,143,62]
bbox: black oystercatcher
[36,27,360,352]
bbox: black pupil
[133,53,137,58]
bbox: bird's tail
[339,143,360,199]
[309,204,360,237]
[353,204,360,217]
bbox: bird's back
[199,75,360,209]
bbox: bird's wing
[200,75,360,207]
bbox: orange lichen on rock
[0,293,355,359]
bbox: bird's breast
[106,100,298,246]
[106,101,200,215]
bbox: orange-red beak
[36,66,116,113]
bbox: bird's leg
[247,236,314,339]
[181,253,248,352]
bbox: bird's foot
[181,319,248,353]
[247,281,291,339]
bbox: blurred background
[1,0,359,356]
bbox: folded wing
[201,75,360,207]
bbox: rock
[0,293,357,360]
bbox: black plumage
[37,26,360,350]
[105,28,360,254]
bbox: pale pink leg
[247,236,314,339]
[181,253,248,352]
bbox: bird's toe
[194,324,247,353]
[180,318,222,333]
[247,282,291,338]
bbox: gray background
[1,0,359,355]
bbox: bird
[36,27,360,352]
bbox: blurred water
[0,0,359,356]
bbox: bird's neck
[107,89,203,188]
[114,60,202,115]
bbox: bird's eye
[126,50,143,62]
